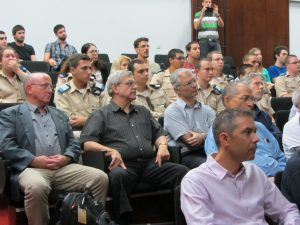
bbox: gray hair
[106,70,132,97]
[221,82,249,105]
[292,88,300,108]
[213,108,253,147]
[170,68,193,89]
[242,72,264,85]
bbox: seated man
[235,63,254,81]
[182,108,300,225]
[283,88,300,159]
[164,68,215,169]
[80,70,188,225]
[128,59,169,119]
[54,54,104,138]
[195,58,224,112]
[0,73,108,225]
[205,82,286,177]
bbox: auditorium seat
[154,54,169,70]
[20,61,50,72]
[121,53,137,60]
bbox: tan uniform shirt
[196,84,224,113]
[150,69,177,103]
[256,94,275,116]
[54,80,103,117]
[147,61,161,81]
[209,73,229,89]
[56,73,72,88]
[0,70,28,103]
[275,73,300,97]
[133,84,169,119]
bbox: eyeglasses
[175,56,185,60]
[0,37,7,40]
[235,95,255,103]
[182,77,197,87]
[212,58,224,61]
[88,50,99,54]
[119,80,137,87]
[289,60,300,65]
[29,83,54,89]
[138,44,149,48]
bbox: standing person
[43,24,77,71]
[80,70,188,225]
[8,25,36,61]
[0,47,30,103]
[268,46,289,83]
[81,43,109,86]
[193,0,224,58]
[133,37,160,80]
[0,30,8,48]
[181,108,300,225]
[0,73,108,225]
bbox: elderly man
[128,59,169,119]
[195,58,224,112]
[164,68,215,169]
[150,48,185,102]
[205,82,286,177]
[133,37,160,80]
[0,73,108,225]
[80,70,188,225]
[182,108,300,225]
[275,54,300,97]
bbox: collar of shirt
[55,39,69,46]
[198,83,213,92]
[206,154,246,180]
[26,102,49,114]
[69,79,91,94]
[110,100,136,114]
[176,97,201,111]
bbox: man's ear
[219,132,230,147]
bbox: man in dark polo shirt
[80,70,188,225]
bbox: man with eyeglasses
[80,70,188,225]
[150,48,184,102]
[133,37,160,80]
[127,59,169,119]
[0,73,108,225]
[54,54,104,139]
[195,58,224,112]
[205,82,286,177]
[275,55,300,97]
[164,68,215,169]
[0,30,8,48]
[208,51,233,89]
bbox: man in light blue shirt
[164,68,215,169]
[205,82,286,176]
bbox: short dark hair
[12,25,25,35]
[185,41,199,51]
[168,48,184,59]
[133,37,149,48]
[0,30,5,35]
[53,24,65,34]
[237,64,253,78]
[68,54,91,69]
[127,58,145,73]
[213,108,253,147]
[273,46,289,60]
[81,43,96,54]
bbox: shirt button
[139,148,143,151]
[131,124,134,127]
[136,136,138,138]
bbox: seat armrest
[82,151,106,171]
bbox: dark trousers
[181,150,207,169]
[108,158,188,224]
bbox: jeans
[198,38,221,58]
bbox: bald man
[0,73,108,225]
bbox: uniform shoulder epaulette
[279,72,287,77]
[149,84,161,89]
[57,83,70,94]
[225,74,235,83]
[212,85,223,95]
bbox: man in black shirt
[8,25,36,61]
[81,70,188,225]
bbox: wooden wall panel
[191,0,289,67]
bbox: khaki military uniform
[0,70,28,103]
[150,69,177,103]
[209,73,229,89]
[256,94,275,117]
[133,84,170,119]
[54,80,103,117]
[56,73,72,88]
[275,73,300,97]
[196,84,224,113]
[147,61,161,81]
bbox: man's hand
[69,115,86,127]
[107,149,126,171]
[155,145,170,167]
[30,155,71,170]
[48,58,57,67]
[186,131,204,147]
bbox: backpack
[55,191,116,225]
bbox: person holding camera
[54,54,104,139]
[194,0,224,58]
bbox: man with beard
[183,41,200,73]
[8,25,36,61]
[43,24,77,71]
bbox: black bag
[56,191,115,225]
